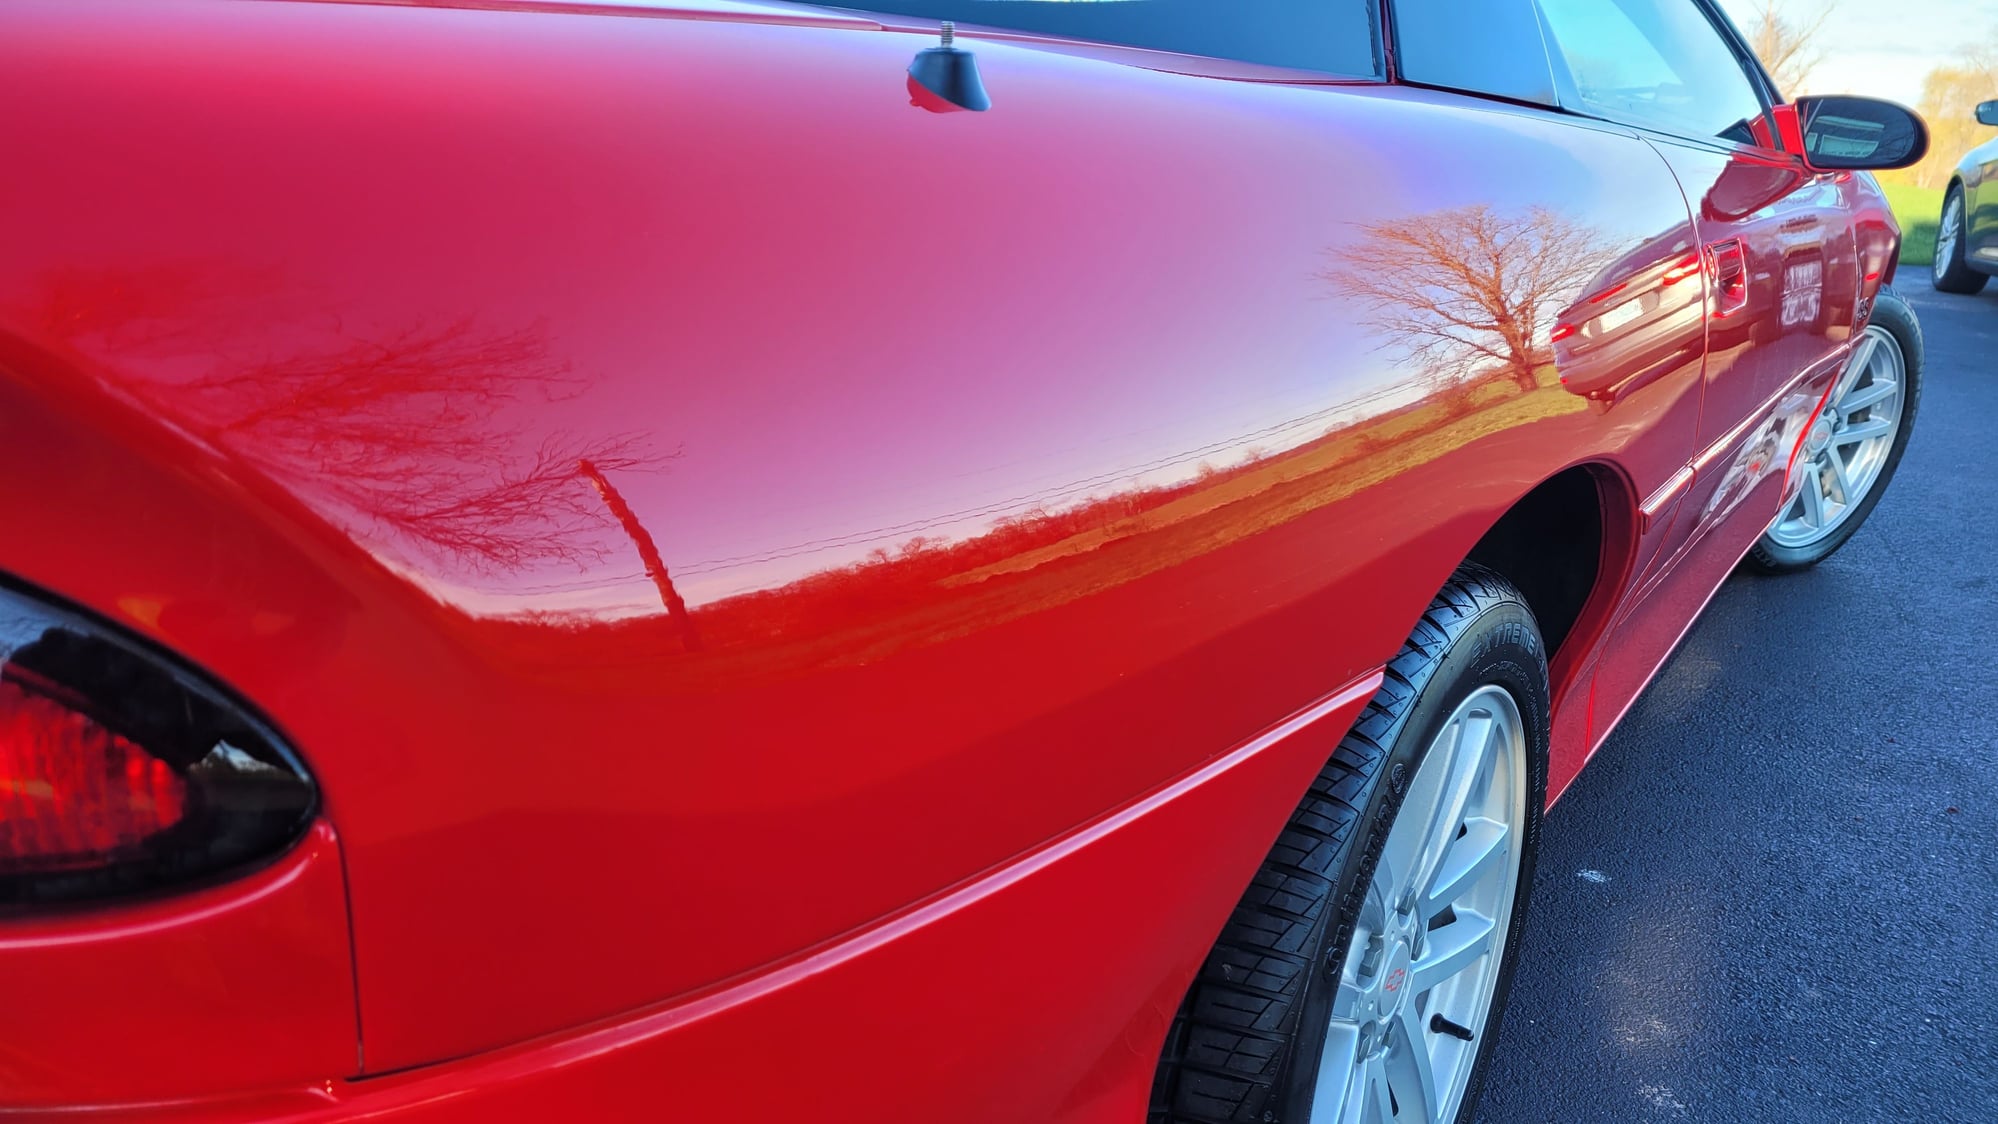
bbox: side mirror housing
[1792,95,1929,170]
[1978,100,1998,127]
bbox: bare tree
[1902,40,1998,190]
[27,267,667,574]
[1745,0,1836,95]
[1320,204,1621,394]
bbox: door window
[837,1,1383,77]
[1392,0,1561,107]
[1536,0,1771,145]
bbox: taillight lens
[0,582,316,907]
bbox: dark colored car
[1933,98,1998,293]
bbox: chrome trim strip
[1692,345,1847,474]
[1642,343,1850,530]
[1640,465,1695,526]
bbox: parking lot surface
[1476,275,1998,1124]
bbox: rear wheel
[1747,288,1922,574]
[1151,566,1548,1124]
[1931,185,1988,295]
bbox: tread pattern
[1150,566,1530,1124]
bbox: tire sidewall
[1933,185,1983,292]
[1281,594,1550,1124]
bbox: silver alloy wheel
[1766,323,1907,549]
[1310,685,1527,1124]
[1937,194,1963,272]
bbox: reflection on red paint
[1662,252,1704,287]
[0,0,1880,1110]
[1548,223,1706,406]
[1707,239,1750,318]
[579,458,701,652]
[1783,370,1843,484]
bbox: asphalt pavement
[1475,273,1998,1124]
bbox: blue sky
[1715,0,1997,106]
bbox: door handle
[1705,239,1749,318]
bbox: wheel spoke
[1838,418,1893,444]
[1365,1057,1396,1124]
[1391,1007,1442,1124]
[1314,1023,1365,1124]
[1836,334,1878,401]
[1838,378,1897,417]
[1377,718,1459,896]
[1329,1053,1394,1124]
[1798,462,1827,527]
[1411,911,1496,994]
[1411,713,1493,895]
[1423,817,1509,917]
[1823,450,1855,506]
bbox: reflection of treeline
[483,350,1598,701]
[704,391,1465,639]
[474,374,1589,686]
[705,459,1271,635]
[489,395,1446,657]
[476,446,1298,669]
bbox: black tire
[1150,565,1549,1124]
[1745,287,1923,574]
[1931,183,1989,295]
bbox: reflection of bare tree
[580,458,700,651]
[1321,205,1621,393]
[26,268,663,573]
[169,319,659,572]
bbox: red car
[0,2,1928,1121]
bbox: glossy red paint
[0,823,357,1108]
[2,676,1382,1124]
[0,0,1900,1117]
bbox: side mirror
[1793,95,1929,170]
[1979,100,1998,127]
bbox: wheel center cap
[1807,416,1834,454]
[1377,940,1414,1018]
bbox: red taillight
[0,581,316,908]
[0,681,186,873]
[1662,251,1704,287]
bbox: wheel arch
[1458,461,1638,696]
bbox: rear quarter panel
[0,0,1704,1074]
[1963,137,1998,264]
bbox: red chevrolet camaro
[0,1,1929,1121]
